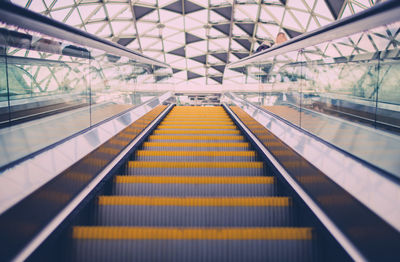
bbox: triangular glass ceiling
[13,0,376,84]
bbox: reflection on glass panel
[228,19,400,176]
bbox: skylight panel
[188,28,207,39]
[50,8,70,23]
[105,4,128,19]
[235,5,258,22]
[78,5,100,21]
[66,8,83,27]
[186,9,208,23]
[27,0,47,13]
[208,67,220,75]
[259,7,275,23]
[140,9,159,22]
[98,24,112,37]
[207,55,221,64]
[136,0,157,6]
[116,7,133,19]
[210,10,229,23]
[339,4,353,19]
[163,40,182,52]
[141,36,160,49]
[162,27,181,38]
[268,5,285,23]
[165,54,183,63]
[303,0,315,10]
[307,16,319,31]
[52,0,73,10]
[136,21,157,35]
[90,7,107,21]
[351,3,365,14]
[187,59,204,70]
[159,9,181,23]
[186,45,205,57]
[165,17,184,30]
[185,16,206,30]
[313,0,333,20]
[126,40,141,50]
[282,11,303,32]
[188,40,208,51]
[287,0,308,11]
[171,60,187,70]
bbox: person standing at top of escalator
[255,40,272,53]
[275,32,288,45]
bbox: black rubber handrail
[227,0,400,68]
[0,2,169,69]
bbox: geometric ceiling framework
[13,0,377,84]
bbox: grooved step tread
[73,227,312,240]
[153,130,241,134]
[142,142,249,147]
[128,161,263,168]
[97,196,288,206]
[115,176,274,184]
[149,135,243,140]
[135,150,256,157]
[157,125,237,129]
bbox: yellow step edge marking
[135,150,255,157]
[128,161,263,168]
[73,227,312,240]
[163,117,231,120]
[153,130,240,134]
[98,196,289,206]
[142,142,249,147]
[115,176,274,184]
[157,126,237,130]
[148,135,243,140]
[159,124,236,127]
[161,122,234,125]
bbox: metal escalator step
[113,183,276,197]
[136,150,255,156]
[141,142,250,151]
[126,161,264,176]
[96,196,291,226]
[72,227,314,262]
[148,135,244,141]
[157,125,237,130]
[161,121,234,125]
[98,196,287,206]
[115,175,272,184]
[113,176,276,196]
[96,207,291,227]
[134,150,257,161]
[128,161,263,168]
[153,130,241,135]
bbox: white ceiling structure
[12,0,378,85]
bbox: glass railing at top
[225,1,400,177]
[0,2,172,129]
[0,2,173,169]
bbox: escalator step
[126,161,264,176]
[72,227,314,262]
[95,196,290,226]
[113,176,276,196]
[153,130,241,135]
[148,135,244,142]
[157,125,237,130]
[134,150,257,161]
[141,142,250,151]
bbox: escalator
[69,106,316,261]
